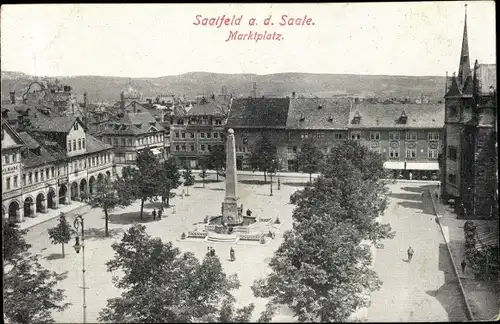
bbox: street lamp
[270,159,274,196]
[277,158,281,190]
[73,215,87,324]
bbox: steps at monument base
[206,233,238,243]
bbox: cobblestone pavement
[22,178,454,323]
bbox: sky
[0,2,496,78]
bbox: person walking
[461,259,467,274]
[230,247,235,261]
[407,246,414,262]
[409,172,413,180]
[158,208,163,220]
[152,209,157,220]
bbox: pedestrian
[409,172,413,180]
[158,209,162,220]
[152,209,157,220]
[246,209,252,217]
[182,189,185,199]
[206,247,211,257]
[461,259,467,274]
[210,247,216,257]
[230,247,235,261]
[407,246,414,262]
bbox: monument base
[221,199,243,226]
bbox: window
[22,174,26,186]
[449,105,458,118]
[181,145,186,151]
[176,119,184,125]
[29,172,33,184]
[406,132,417,141]
[13,175,18,188]
[6,177,11,190]
[301,133,309,139]
[448,146,457,160]
[351,132,361,140]
[128,138,133,146]
[51,167,55,177]
[201,144,206,151]
[389,148,400,159]
[77,139,81,150]
[35,171,39,182]
[175,145,180,151]
[181,132,186,139]
[370,132,380,141]
[4,155,9,164]
[201,133,205,138]
[214,132,218,138]
[82,138,86,149]
[428,149,439,159]
[92,157,95,166]
[428,132,440,141]
[208,144,212,151]
[406,148,417,159]
[334,133,343,140]
[190,145,195,151]
[215,119,222,125]
[121,138,126,146]
[389,132,400,141]
[72,139,76,151]
[176,132,180,138]
[207,133,211,139]
[46,168,50,179]
[68,140,72,152]
[287,146,293,153]
[74,123,79,131]
[220,133,224,139]
[448,174,457,184]
[293,146,298,153]
[190,132,195,138]
[40,171,44,181]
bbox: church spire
[457,3,471,86]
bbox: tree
[183,164,195,196]
[296,140,324,183]
[198,157,209,188]
[98,224,254,323]
[253,140,395,322]
[2,218,31,264]
[158,157,182,207]
[326,140,388,181]
[4,253,71,324]
[89,178,134,237]
[134,148,161,219]
[249,135,278,183]
[47,214,74,257]
[252,220,382,322]
[208,145,226,182]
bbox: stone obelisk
[222,129,242,225]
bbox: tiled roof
[1,103,60,122]
[17,132,40,149]
[347,103,445,129]
[86,133,113,153]
[173,105,187,117]
[227,98,290,128]
[98,111,164,136]
[19,132,62,168]
[29,115,81,133]
[477,64,496,95]
[186,98,229,116]
[286,98,351,130]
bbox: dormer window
[135,124,142,129]
[327,116,333,122]
[352,111,361,124]
[74,122,79,131]
[318,105,323,110]
[299,114,305,122]
[399,111,408,124]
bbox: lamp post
[277,158,281,190]
[270,159,274,196]
[73,215,87,324]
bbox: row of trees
[251,140,395,321]
[249,135,325,183]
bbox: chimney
[292,92,296,98]
[120,91,125,110]
[83,91,88,108]
[9,91,16,104]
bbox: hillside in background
[1,71,446,103]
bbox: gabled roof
[1,120,25,149]
[18,131,62,168]
[186,98,229,116]
[227,98,290,128]
[97,111,164,136]
[17,131,40,149]
[286,98,351,130]
[86,133,113,153]
[347,103,445,129]
[30,115,84,133]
